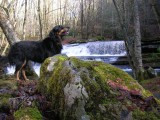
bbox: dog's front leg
[15,59,28,81]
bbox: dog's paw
[25,79,30,81]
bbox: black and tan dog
[0,25,69,80]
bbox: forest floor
[140,77,160,99]
[0,76,49,120]
[0,75,160,119]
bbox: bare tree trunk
[112,0,144,80]
[0,34,5,48]
[91,0,95,37]
[133,0,144,80]
[150,0,160,30]
[56,1,60,25]
[38,0,43,39]
[100,0,104,37]
[43,0,47,36]
[80,0,84,39]
[0,8,20,45]
[62,0,68,25]
[113,0,136,78]
[22,0,27,40]
[59,0,62,25]
[86,0,91,39]
[112,0,137,79]
[2,42,9,55]
[33,6,37,37]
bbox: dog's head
[49,25,70,39]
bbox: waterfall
[62,41,126,56]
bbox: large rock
[38,55,160,120]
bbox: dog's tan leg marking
[16,60,28,81]
[16,70,20,81]
[21,60,29,81]
[22,69,29,81]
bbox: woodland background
[0,0,160,42]
[0,0,160,80]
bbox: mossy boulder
[38,55,160,120]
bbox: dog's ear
[49,30,54,38]
[49,25,61,37]
[53,25,64,33]
[53,26,59,32]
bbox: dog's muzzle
[59,27,70,36]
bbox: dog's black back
[8,37,62,64]
[8,25,68,66]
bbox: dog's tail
[0,55,9,67]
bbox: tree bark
[150,0,160,30]
[22,0,28,40]
[112,0,136,76]
[80,0,84,39]
[112,0,144,80]
[0,8,20,45]
[38,0,43,39]
[61,0,68,25]
[133,0,144,80]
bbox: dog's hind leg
[15,60,27,81]
[15,66,22,81]
[22,69,29,81]
[22,60,29,81]
[15,70,20,81]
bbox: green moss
[95,36,105,40]
[0,79,17,90]
[14,107,42,120]
[147,53,160,62]
[133,109,160,120]
[157,47,160,53]
[38,56,66,94]
[47,59,68,94]
[70,57,152,98]
[39,58,51,78]
[54,54,68,61]
[140,78,160,97]
[0,94,11,104]
[39,55,68,82]
[140,79,151,84]
[0,94,11,112]
[69,58,125,119]
[38,55,69,115]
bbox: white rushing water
[6,64,41,76]
[62,41,126,56]
[6,66,15,75]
